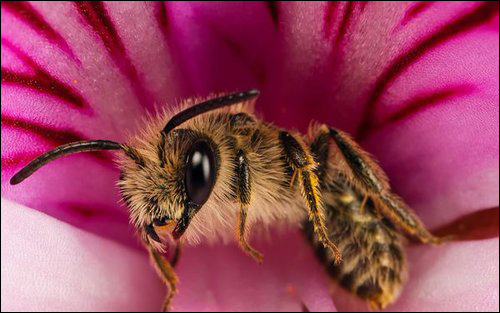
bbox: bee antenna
[162,89,260,135]
[10,140,125,185]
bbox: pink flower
[1,1,498,311]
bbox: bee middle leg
[279,131,342,264]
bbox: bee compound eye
[185,140,216,206]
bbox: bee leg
[376,192,444,244]
[327,127,391,195]
[148,246,178,312]
[235,149,264,263]
[237,205,264,263]
[171,241,182,268]
[279,131,342,264]
[319,126,442,244]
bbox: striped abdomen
[304,181,407,309]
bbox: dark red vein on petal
[401,1,435,26]
[1,1,78,62]
[156,1,169,42]
[433,206,499,241]
[359,1,369,12]
[0,115,113,165]
[207,22,267,85]
[324,1,339,38]
[74,1,155,111]
[0,68,88,110]
[69,205,100,218]
[357,1,499,139]
[2,115,82,144]
[63,202,124,219]
[265,1,279,28]
[335,1,355,45]
[1,38,88,110]
[359,85,473,140]
[383,86,472,124]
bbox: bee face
[118,129,220,249]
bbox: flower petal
[360,12,499,228]
[173,230,336,312]
[1,197,335,312]
[0,198,164,311]
[392,239,500,311]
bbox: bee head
[118,128,220,250]
[10,90,259,250]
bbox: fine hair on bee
[11,89,443,311]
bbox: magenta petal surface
[391,239,500,311]
[1,198,164,312]
[1,198,335,312]
[359,3,499,228]
[173,231,336,312]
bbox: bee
[10,89,442,311]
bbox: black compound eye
[185,140,216,206]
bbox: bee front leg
[148,246,178,312]
[235,149,264,263]
[279,131,342,264]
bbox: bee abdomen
[304,188,407,310]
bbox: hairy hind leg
[310,125,442,244]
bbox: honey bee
[11,89,442,311]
